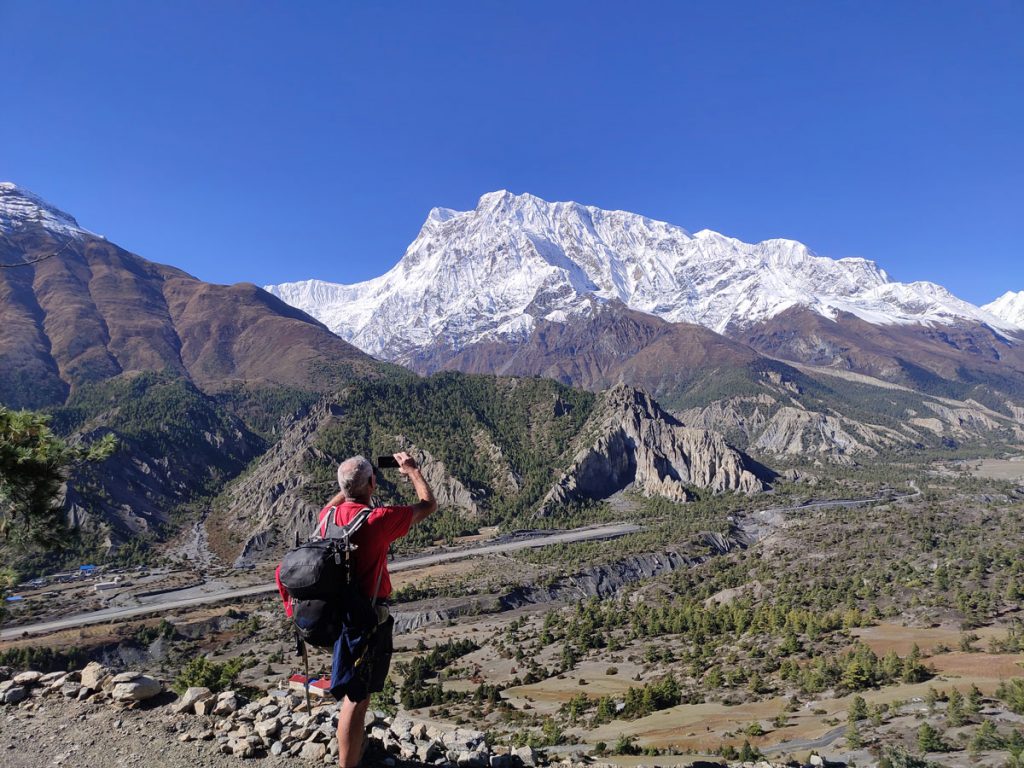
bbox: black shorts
[331,614,394,703]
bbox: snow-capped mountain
[983,291,1024,329]
[0,182,94,239]
[267,191,1013,362]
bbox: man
[320,452,436,768]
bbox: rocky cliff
[206,399,340,566]
[679,364,1024,462]
[542,385,771,512]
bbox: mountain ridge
[985,290,1024,329]
[266,190,1017,365]
[0,184,381,410]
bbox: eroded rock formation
[542,385,771,512]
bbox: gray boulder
[111,675,162,702]
[417,741,444,763]
[458,749,490,767]
[514,746,537,767]
[213,692,240,716]
[61,682,82,698]
[172,686,213,714]
[300,742,327,761]
[1,686,27,705]
[13,671,42,686]
[79,662,110,691]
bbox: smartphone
[376,455,399,469]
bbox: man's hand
[394,451,419,476]
[393,451,436,524]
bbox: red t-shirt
[276,500,414,616]
[317,501,414,600]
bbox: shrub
[172,656,246,694]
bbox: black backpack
[278,507,379,648]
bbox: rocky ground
[0,663,826,768]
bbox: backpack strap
[314,506,373,540]
[341,507,373,539]
[316,507,379,592]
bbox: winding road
[762,725,847,754]
[1,483,919,642]
[0,522,640,641]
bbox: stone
[172,686,213,714]
[79,663,110,691]
[13,671,42,686]
[230,739,254,758]
[809,756,825,768]
[399,742,418,760]
[60,683,82,698]
[490,756,512,768]
[417,741,444,763]
[194,698,214,716]
[255,718,281,738]
[458,750,489,768]
[1,686,27,705]
[110,672,140,684]
[213,693,239,716]
[111,675,162,702]
[270,741,285,756]
[514,746,537,767]
[47,675,70,691]
[39,671,64,684]
[301,742,327,761]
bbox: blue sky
[1,1,1021,303]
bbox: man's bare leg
[337,696,370,768]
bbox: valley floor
[4,459,1024,767]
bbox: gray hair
[337,455,374,499]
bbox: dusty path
[3,484,918,641]
[762,725,846,754]
[1,523,640,641]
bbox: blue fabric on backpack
[329,620,375,701]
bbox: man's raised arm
[394,451,437,524]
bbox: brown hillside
[0,229,379,409]
[412,301,762,403]
[741,306,1024,388]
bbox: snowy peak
[266,190,1015,361]
[984,291,1024,329]
[0,182,90,238]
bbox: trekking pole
[301,638,311,713]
